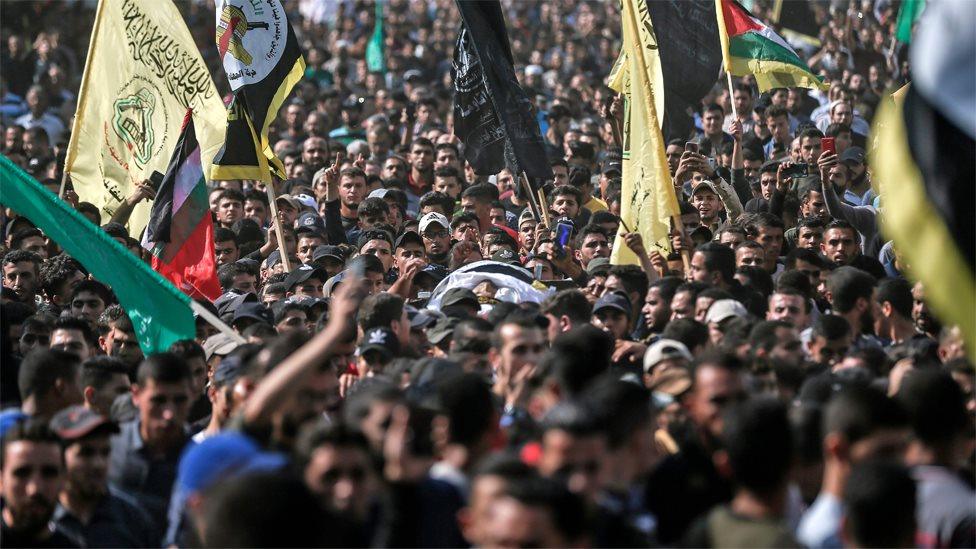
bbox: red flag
[142,113,222,301]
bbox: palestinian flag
[715,0,826,92]
[143,111,222,301]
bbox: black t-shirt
[1,521,82,548]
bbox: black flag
[645,0,723,141]
[452,0,552,185]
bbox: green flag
[896,0,925,43]
[0,155,196,354]
[366,1,386,73]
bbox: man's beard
[67,473,108,502]
[7,495,56,535]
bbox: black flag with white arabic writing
[452,0,552,186]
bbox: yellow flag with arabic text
[608,0,680,266]
[65,0,226,236]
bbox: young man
[825,266,880,350]
[763,105,792,159]
[68,280,112,323]
[79,358,131,417]
[683,399,800,547]
[573,225,611,270]
[432,166,462,200]
[407,138,435,212]
[797,387,909,548]
[460,184,496,233]
[214,189,245,230]
[50,317,97,361]
[591,291,632,341]
[50,406,156,547]
[39,254,86,311]
[419,212,452,266]
[213,228,240,267]
[747,213,786,274]
[109,353,193,530]
[872,278,921,347]
[3,249,41,305]
[690,181,724,231]
[0,420,79,547]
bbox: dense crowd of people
[1,0,973,547]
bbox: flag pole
[59,114,77,198]
[520,172,546,225]
[536,187,551,227]
[726,72,738,122]
[189,300,246,344]
[263,180,292,273]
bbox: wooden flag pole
[536,187,551,227]
[726,72,738,122]
[263,180,292,273]
[520,172,546,225]
[58,115,76,198]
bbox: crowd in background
[1,0,973,547]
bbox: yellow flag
[64,0,226,236]
[608,0,680,265]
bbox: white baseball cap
[419,212,450,233]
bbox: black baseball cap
[394,231,424,250]
[284,265,327,290]
[312,245,344,263]
[358,327,400,360]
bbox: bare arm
[242,276,365,425]
[110,180,155,227]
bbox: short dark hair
[662,318,709,351]
[76,202,101,224]
[874,278,912,319]
[294,421,370,470]
[607,265,649,304]
[649,276,683,304]
[765,105,789,121]
[573,224,609,249]
[450,212,479,230]
[827,266,876,314]
[695,242,736,284]
[54,316,97,346]
[168,339,206,363]
[218,189,245,204]
[419,191,455,215]
[18,348,81,402]
[811,314,851,341]
[218,262,257,292]
[844,461,916,548]
[243,190,269,206]
[824,385,908,444]
[1,418,61,471]
[358,197,390,219]
[896,369,969,447]
[436,373,495,446]
[825,122,852,138]
[81,356,131,390]
[356,293,405,332]
[462,183,497,203]
[3,249,41,272]
[135,352,192,386]
[722,398,792,495]
[825,219,860,241]
[585,374,652,449]
[9,228,42,251]
[70,279,115,306]
[214,227,238,245]
[541,290,593,326]
[799,127,825,141]
[550,184,584,207]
